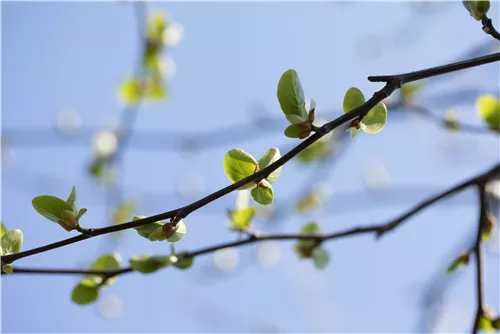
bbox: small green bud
[2,263,13,274]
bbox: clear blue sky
[1,1,499,332]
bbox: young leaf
[72,281,99,305]
[1,230,23,255]
[1,223,7,238]
[477,94,500,130]
[32,195,74,223]
[88,253,122,287]
[284,124,302,138]
[173,252,194,270]
[298,222,321,248]
[463,1,490,20]
[479,313,496,332]
[166,220,187,242]
[312,247,330,269]
[228,207,256,231]
[343,87,366,114]
[277,69,308,124]
[400,82,423,103]
[258,148,281,184]
[2,264,13,274]
[133,216,165,240]
[129,255,172,274]
[251,180,274,205]
[66,186,78,212]
[119,78,142,105]
[360,102,387,134]
[75,208,88,222]
[223,149,258,189]
[444,109,459,130]
[446,252,469,274]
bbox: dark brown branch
[3,52,500,265]
[4,163,498,277]
[482,15,500,42]
[472,183,487,334]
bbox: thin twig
[2,53,500,265]
[482,15,500,42]
[4,163,498,276]
[471,183,487,334]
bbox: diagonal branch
[482,15,500,41]
[4,163,499,277]
[2,52,500,265]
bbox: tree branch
[4,163,498,277]
[482,15,500,42]
[471,183,487,334]
[2,52,500,265]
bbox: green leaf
[463,1,490,20]
[72,281,99,305]
[66,186,78,212]
[173,252,194,270]
[400,82,423,102]
[2,263,13,274]
[477,94,500,130]
[146,13,167,44]
[446,252,469,274]
[298,222,321,247]
[277,69,308,124]
[133,216,166,240]
[360,102,387,134]
[119,78,142,105]
[228,207,256,231]
[223,149,258,189]
[112,201,135,226]
[75,208,87,222]
[258,148,281,184]
[129,255,173,274]
[88,253,122,287]
[343,87,365,114]
[312,247,329,269]
[32,195,74,223]
[284,124,302,138]
[479,313,496,332]
[251,180,274,205]
[1,223,7,238]
[166,220,187,243]
[1,230,23,255]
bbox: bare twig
[4,163,498,277]
[482,15,500,41]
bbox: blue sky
[1,1,499,333]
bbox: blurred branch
[472,183,487,334]
[4,162,499,277]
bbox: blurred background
[1,1,500,332]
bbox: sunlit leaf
[166,220,187,243]
[129,255,172,274]
[251,180,274,205]
[119,78,142,105]
[173,252,194,270]
[258,147,281,184]
[228,207,256,232]
[343,87,365,114]
[360,102,387,134]
[1,230,23,255]
[1,223,7,238]
[88,253,122,287]
[223,149,258,189]
[32,195,74,223]
[66,186,78,212]
[277,69,308,124]
[463,1,490,20]
[72,281,99,305]
[477,94,500,131]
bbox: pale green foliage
[343,87,387,137]
[1,222,7,238]
[32,186,87,231]
[446,251,469,274]
[312,247,330,269]
[1,229,23,255]
[129,255,175,274]
[133,216,187,243]
[463,1,490,20]
[223,148,282,205]
[228,207,256,232]
[71,253,122,305]
[173,254,194,270]
[477,94,500,131]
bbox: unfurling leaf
[223,149,258,190]
[312,247,330,269]
[277,69,308,124]
[361,102,387,134]
[1,230,23,255]
[284,124,303,138]
[463,1,490,20]
[66,186,78,212]
[89,253,122,287]
[228,207,256,232]
[165,220,187,243]
[258,147,282,184]
[251,180,274,205]
[32,195,74,223]
[477,94,500,131]
[129,255,173,274]
[343,87,366,114]
[173,252,194,270]
[72,281,99,305]
[446,251,470,274]
[479,308,497,332]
